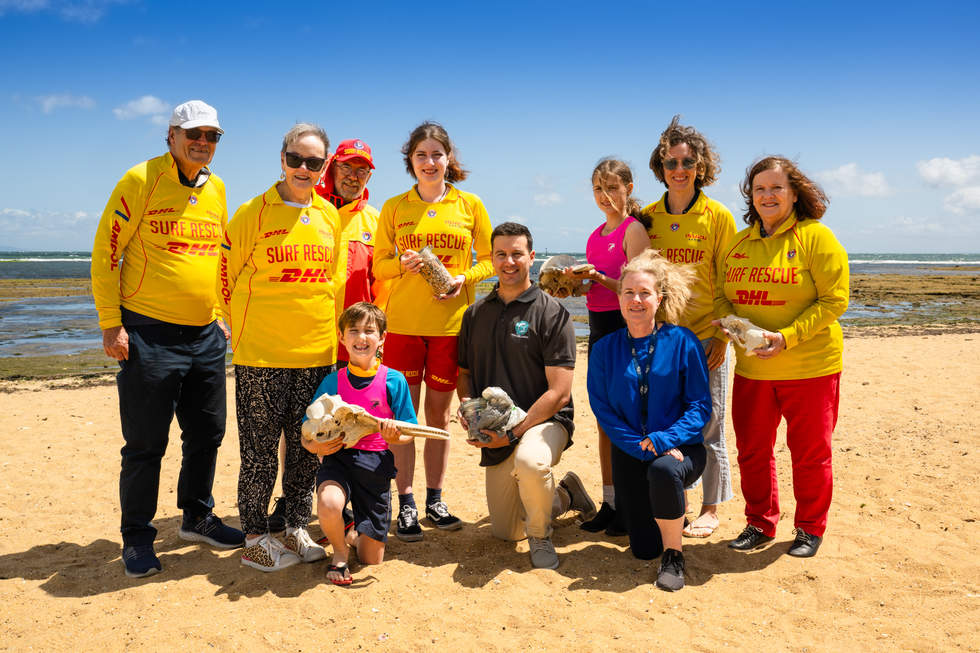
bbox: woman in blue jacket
[587,250,711,591]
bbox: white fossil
[538,254,594,299]
[458,386,527,443]
[301,393,449,448]
[720,314,768,355]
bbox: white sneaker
[283,527,327,563]
[528,536,559,569]
[241,533,301,572]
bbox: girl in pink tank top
[570,158,650,536]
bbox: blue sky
[1,0,979,253]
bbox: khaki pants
[485,421,569,540]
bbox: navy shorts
[587,309,626,356]
[316,448,396,542]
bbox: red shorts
[382,333,458,391]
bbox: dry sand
[1,332,978,651]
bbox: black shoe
[122,544,162,578]
[425,501,462,531]
[396,504,423,542]
[788,528,822,557]
[178,513,245,549]
[580,501,615,533]
[728,525,774,551]
[342,506,355,534]
[267,496,287,532]
[604,514,628,537]
[656,548,685,591]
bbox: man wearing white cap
[91,99,244,578]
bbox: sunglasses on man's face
[663,157,697,171]
[180,128,222,144]
[284,152,327,172]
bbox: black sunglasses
[663,157,696,171]
[181,127,222,144]
[284,152,327,172]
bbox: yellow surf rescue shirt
[373,185,493,336]
[91,152,227,329]
[715,213,849,380]
[643,192,737,340]
[218,184,341,368]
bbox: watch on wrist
[506,429,520,445]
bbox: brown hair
[592,158,650,228]
[401,121,468,183]
[648,115,720,190]
[619,249,696,324]
[338,301,387,335]
[740,156,828,226]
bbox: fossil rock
[302,393,449,448]
[459,386,527,443]
[417,245,456,295]
[538,254,594,298]
[720,314,768,355]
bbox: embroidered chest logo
[670,223,680,231]
[607,242,616,251]
[188,195,198,205]
[371,400,381,409]
[427,209,437,218]
[362,231,372,242]
[514,320,530,336]
[787,249,797,259]
[300,214,310,225]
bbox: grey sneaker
[558,471,597,519]
[656,548,685,591]
[528,536,559,569]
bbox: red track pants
[731,372,840,537]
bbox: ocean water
[0,251,977,358]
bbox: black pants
[611,442,706,559]
[117,320,227,546]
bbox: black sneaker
[396,505,423,542]
[122,544,162,578]
[580,501,615,532]
[656,548,685,591]
[179,513,245,549]
[787,528,823,558]
[728,524,774,551]
[425,501,462,531]
[267,496,287,532]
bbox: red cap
[332,139,374,169]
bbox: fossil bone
[458,386,527,443]
[302,393,449,448]
[417,245,456,295]
[538,254,594,298]
[720,314,768,355]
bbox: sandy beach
[1,330,978,651]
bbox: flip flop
[326,562,352,586]
[682,517,718,538]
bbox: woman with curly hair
[372,122,493,542]
[644,116,737,539]
[587,250,711,591]
[716,156,848,558]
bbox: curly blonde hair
[619,250,696,324]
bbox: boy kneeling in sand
[303,303,416,585]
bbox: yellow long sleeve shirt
[715,213,849,380]
[373,185,493,336]
[643,192,737,340]
[91,152,227,329]
[218,184,341,368]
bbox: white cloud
[816,163,891,197]
[916,155,980,187]
[944,187,980,215]
[533,192,562,207]
[892,217,943,235]
[113,95,169,121]
[0,207,100,249]
[35,93,95,114]
[0,0,129,22]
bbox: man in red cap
[316,139,386,365]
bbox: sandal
[682,515,718,538]
[326,562,352,586]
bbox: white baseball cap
[169,100,223,133]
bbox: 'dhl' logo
[733,289,786,306]
[269,268,329,283]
